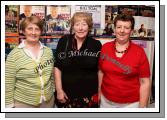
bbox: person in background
[19,5,34,20]
[103,13,114,36]
[5,16,55,108]
[138,24,147,37]
[5,5,14,19]
[46,6,64,32]
[46,6,59,21]
[5,5,18,32]
[54,12,102,108]
[19,5,35,35]
[98,14,151,108]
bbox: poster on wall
[19,5,45,20]
[74,5,101,29]
[102,5,118,36]
[45,5,71,35]
[5,5,19,36]
[19,5,45,35]
[72,5,102,36]
[118,5,139,16]
[139,5,155,17]
[133,16,155,38]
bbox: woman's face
[24,6,32,17]
[50,7,57,18]
[73,19,89,40]
[105,13,112,23]
[114,20,133,43]
[23,23,41,42]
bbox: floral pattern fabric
[55,94,98,108]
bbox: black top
[46,14,55,21]
[54,35,102,99]
[46,14,60,21]
[19,13,34,20]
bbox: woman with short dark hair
[99,14,151,108]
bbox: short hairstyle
[70,12,93,32]
[20,16,43,32]
[114,14,135,30]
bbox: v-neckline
[72,35,88,51]
[21,48,44,62]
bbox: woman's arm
[54,67,68,103]
[5,52,16,108]
[139,77,151,108]
[98,69,104,103]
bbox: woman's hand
[57,89,68,103]
[139,78,151,108]
[98,91,101,105]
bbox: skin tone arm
[54,67,68,103]
[139,77,151,108]
[98,69,104,103]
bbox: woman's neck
[74,35,85,43]
[25,41,40,49]
[74,36,86,50]
[115,40,129,51]
[24,40,41,59]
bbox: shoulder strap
[64,35,69,53]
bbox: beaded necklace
[115,41,129,54]
[115,47,127,54]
